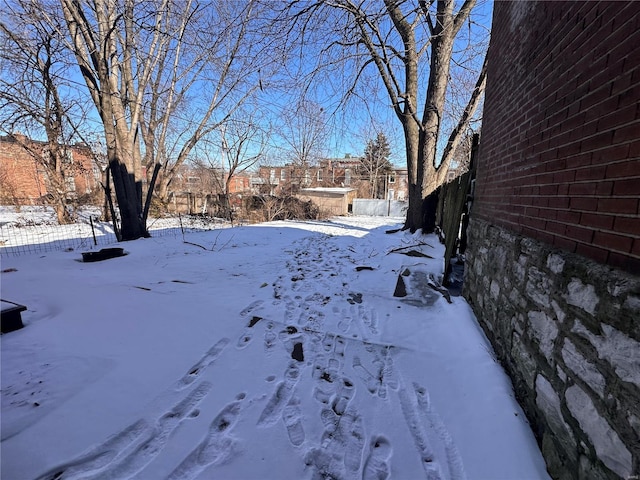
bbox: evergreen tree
[362,132,392,198]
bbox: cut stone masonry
[464,217,639,480]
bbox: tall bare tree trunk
[403,119,423,231]
[294,0,486,232]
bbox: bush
[244,195,322,222]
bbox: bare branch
[438,52,487,175]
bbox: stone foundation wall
[464,217,640,480]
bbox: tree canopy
[0,0,490,236]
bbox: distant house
[254,157,409,201]
[0,134,101,204]
[385,167,408,201]
[166,164,253,215]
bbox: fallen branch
[210,231,234,251]
[387,242,434,255]
[184,241,207,250]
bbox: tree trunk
[402,2,457,232]
[402,119,423,232]
[156,175,171,206]
[223,176,233,220]
[109,160,146,240]
[53,200,71,225]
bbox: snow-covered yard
[1,216,550,479]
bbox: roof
[300,187,356,194]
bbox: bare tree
[259,195,288,222]
[277,99,329,164]
[279,0,488,231]
[59,0,275,240]
[0,0,95,224]
[138,1,272,209]
[201,112,267,218]
[272,99,330,193]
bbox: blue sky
[1,0,493,171]
[299,0,494,166]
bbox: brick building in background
[0,135,100,204]
[254,158,409,201]
[464,2,639,479]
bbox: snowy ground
[1,216,550,480]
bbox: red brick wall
[474,1,640,274]
[227,174,251,194]
[0,136,98,203]
[0,137,46,201]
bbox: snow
[1,216,550,480]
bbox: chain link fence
[0,206,231,257]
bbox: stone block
[551,300,567,325]
[508,288,527,310]
[513,261,526,284]
[546,253,565,274]
[578,455,611,480]
[473,257,483,275]
[623,294,640,310]
[513,313,524,336]
[492,245,507,271]
[556,366,567,383]
[628,413,640,438]
[490,280,500,300]
[528,310,558,361]
[565,385,632,478]
[573,321,640,388]
[520,237,538,256]
[541,433,572,479]
[565,278,599,315]
[512,332,537,389]
[561,339,606,398]
[526,267,551,308]
[535,374,576,463]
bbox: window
[280,169,286,181]
[64,175,76,192]
[344,169,351,186]
[62,149,73,164]
[270,169,276,182]
[388,173,396,184]
[317,169,323,181]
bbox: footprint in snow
[35,420,149,480]
[304,447,344,480]
[344,415,365,473]
[257,363,300,427]
[239,300,264,317]
[362,435,393,480]
[282,395,305,447]
[48,382,212,480]
[167,396,245,480]
[177,338,230,390]
[236,332,253,349]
